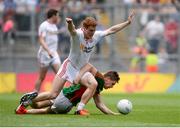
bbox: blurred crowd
[128,0,180,73]
[0,0,108,54]
[0,0,107,28]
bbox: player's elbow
[107,30,115,36]
[95,102,103,109]
[95,103,101,109]
[96,104,107,114]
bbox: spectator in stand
[36,0,47,24]
[147,0,160,4]
[0,0,4,12]
[143,15,164,53]
[172,0,180,12]
[129,32,148,72]
[26,0,38,12]
[164,17,179,54]
[0,0,3,25]
[66,0,85,27]
[159,0,172,4]
[145,49,159,72]
[2,14,15,45]
[0,0,3,45]
[123,0,134,19]
[158,47,169,72]
[47,0,62,11]
[3,0,16,15]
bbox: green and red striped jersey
[62,72,104,106]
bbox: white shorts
[57,59,79,83]
[37,51,61,67]
[51,91,73,114]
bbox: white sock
[77,102,85,111]
[23,100,32,107]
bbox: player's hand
[127,10,135,24]
[113,112,121,115]
[66,18,73,24]
[48,51,53,58]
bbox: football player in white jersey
[19,10,135,115]
[35,9,62,92]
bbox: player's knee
[92,80,98,88]
[39,76,45,82]
[50,92,59,99]
[31,102,38,108]
[88,80,98,90]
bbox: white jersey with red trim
[38,21,58,55]
[68,28,106,70]
[57,58,79,83]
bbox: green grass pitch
[0,93,180,127]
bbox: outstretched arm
[26,107,52,114]
[93,93,120,115]
[104,10,135,36]
[66,18,77,36]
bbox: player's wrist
[127,20,131,25]
[47,50,51,54]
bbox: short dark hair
[47,9,58,19]
[104,71,120,83]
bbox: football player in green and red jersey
[16,64,120,115]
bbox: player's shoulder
[93,30,106,39]
[95,30,106,36]
[76,28,83,33]
[95,30,104,34]
[75,28,83,36]
[39,21,48,28]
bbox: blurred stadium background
[0,0,180,127]
[0,0,180,93]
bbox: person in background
[2,14,15,45]
[34,9,62,92]
[158,47,169,72]
[129,32,148,72]
[164,17,178,54]
[143,15,164,53]
[145,49,159,72]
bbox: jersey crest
[80,43,94,53]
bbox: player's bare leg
[51,63,60,74]
[49,75,66,98]
[30,63,60,102]
[16,99,53,114]
[26,107,52,114]
[34,66,49,92]
[20,73,66,108]
[32,75,66,102]
[31,100,53,109]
